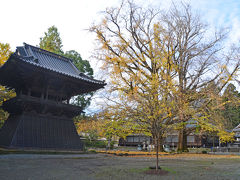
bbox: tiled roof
[233,124,240,132]
[15,43,105,85]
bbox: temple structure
[0,43,106,150]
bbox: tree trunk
[108,139,111,150]
[154,135,164,170]
[183,132,188,151]
[156,138,159,170]
[159,136,164,152]
[154,136,164,152]
[178,129,183,151]
[212,136,215,148]
[177,128,188,152]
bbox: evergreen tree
[39,26,63,55]
[223,84,240,129]
[39,26,94,112]
[64,50,93,76]
[64,50,94,109]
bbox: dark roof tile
[15,43,105,85]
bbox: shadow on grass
[0,148,96,155]
[130,166,176,174]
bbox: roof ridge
[23,43,73,63]
[234,123,240,130]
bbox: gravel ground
[0,153,240,180]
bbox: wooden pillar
[41,91,44,100]
[27,88,31,96]
[45,86,49,100]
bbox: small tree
[0,43,16,128]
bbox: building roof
[14,43,105,85]
[233,123,240,132]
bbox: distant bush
[188,148,211,154]
[84,139,106,148]
[84,139,115,149]
[202,150,207,154]
[88,149,97,153]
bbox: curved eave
[0,54,106,95]
[12,53,106,86]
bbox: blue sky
[193,0,240,30]
[1,0,240,59]
[1,0,240,114]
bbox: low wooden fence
[212,147,240,152]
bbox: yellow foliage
[90,2,240,150]
[218,131,235,143]
[75,117,105,137]
[0,42,16,127]
[0,43,11,66]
